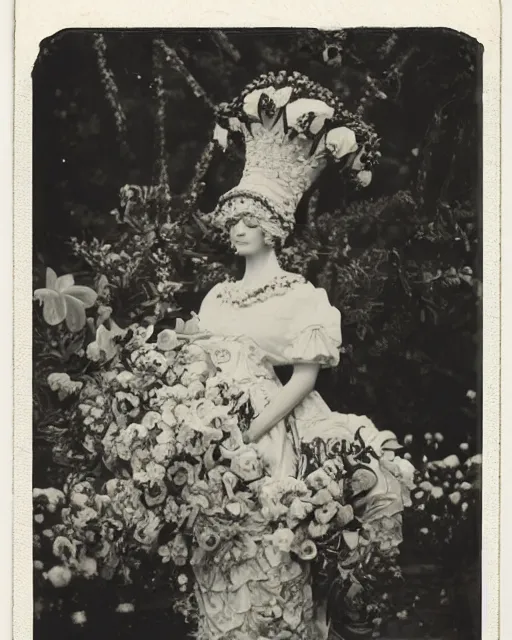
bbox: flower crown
[210,70,381,241]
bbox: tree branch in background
[155,39,216,111]
[211,30,241,62]
[153,43,170,190]
[92,33,128,153]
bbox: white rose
[46,565,72,588]
[271,528,295,553]
[305,469,331,491]
[141,411,161,429]
[157,329,179,352]
[152,442,174,464]
[443,455,461,469]
[71,611,87,625]
[47,372,70,391]
[86,342,101,362]
[156,423,174,445]
[78,557,97,578]
[449,491,462,505]
[116,371,135,388]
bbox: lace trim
[215,273,305,307]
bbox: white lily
[242,86,293,121]
[213,124,228,151]
[325,127,358,159]
[286,98,334,133]
[351,146,366,171]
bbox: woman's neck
[241,249,283,288]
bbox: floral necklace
[215,272,305,307]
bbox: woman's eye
[244,217,258,228]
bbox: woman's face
[229,216,268,256]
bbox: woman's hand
[243,363,320,443]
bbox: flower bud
[71,611,87,626]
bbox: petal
[356,170,373,187]
[310,115,330,136]
[56,273,75,292]
[342,530,359,550]
[45,267,58,290]
[64,295,87,332]
[286,99,334,131]
[273,86,293,108]
[34,289,67,326]
[213,124,228,151]
[64,285,98,309]
[242,88,267,121]
[325,127,358,159]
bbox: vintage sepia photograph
[31,28,482,640]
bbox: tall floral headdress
[209,70,381,242]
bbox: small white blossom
[71,611,87,626]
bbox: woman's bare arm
[243,363,320,444]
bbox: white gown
[188,275,409,640]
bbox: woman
[183,72,413,640]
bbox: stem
[153,44,169,190]
[155,39,215,111]
[92,34,128,152]
[211,30,241,62]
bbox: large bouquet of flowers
[33,293,415,635]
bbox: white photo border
[13,2,501,638]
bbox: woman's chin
[235,246,255,256]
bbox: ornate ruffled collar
[215,272,305,307]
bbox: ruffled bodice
[198,276,342,371]
[196,276,344,479]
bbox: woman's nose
[232,221,246,236]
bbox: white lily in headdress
[243,86,294,128]
[285,98,335,135]
[325,126,358,159]
[213,123,228,151]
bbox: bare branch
[155,39,215,111]
[92,34,128,149]
[211,30,241,62]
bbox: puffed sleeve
[282,285,342,368]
